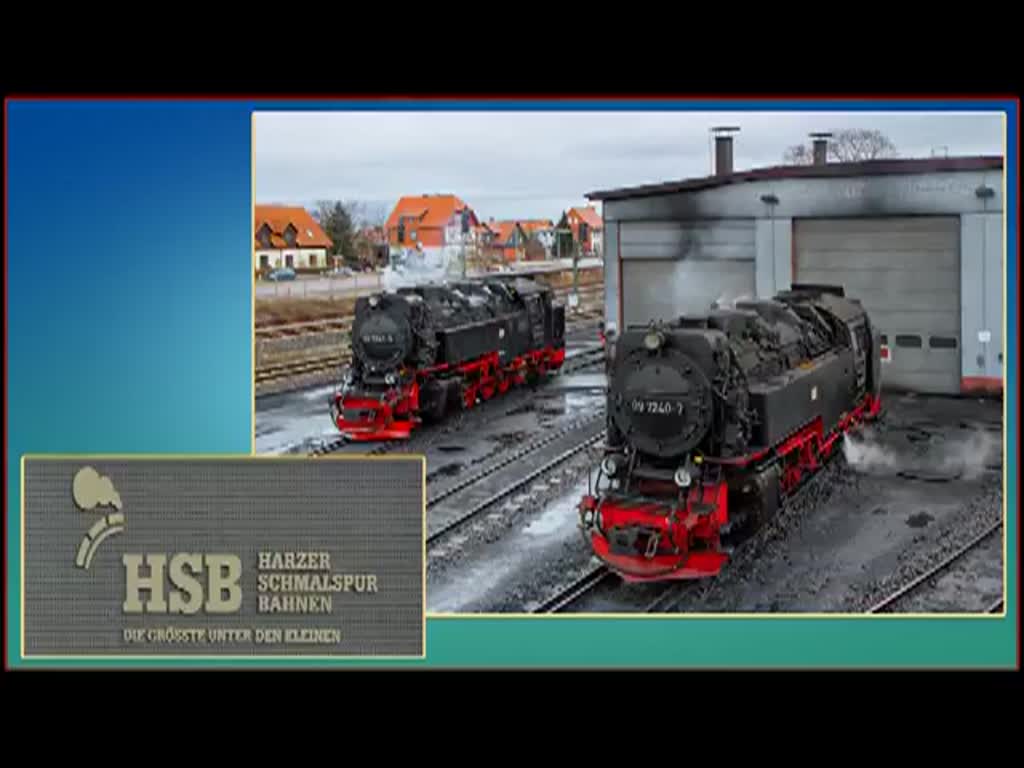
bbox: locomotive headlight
[385,373,398,386]
[674,467,692,488]
[643,331,664,351]
[601,456,620,478]
[369,296,380,308]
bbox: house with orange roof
[518,219,556,258]
[487,220,531,262]
[254,204,333,275]
[384,194,480,264]
[558,205,603,256]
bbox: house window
[309,253,317,268]
[285,254,294,268]
[284,227,297,247]
[410,230,417,241]
[260,254,270,269]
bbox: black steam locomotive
[579,284,882,581]
[331,276,566,440]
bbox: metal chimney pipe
[711,126,740,176]
[810,132,832,166]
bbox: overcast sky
[254,110,1005,222]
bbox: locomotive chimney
[711,126,740,176]
[810,132,832,166]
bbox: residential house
[518,219,556,259]
[558,205,603,256]
[384,194,480,266]
[254,204,333,275]
[488,220,530,262]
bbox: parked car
[267,267,296,281]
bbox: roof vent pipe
[711,126,740,176]
[810,132,832,166]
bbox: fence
[255,272,385,300]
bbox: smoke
[72,466,122,511]
[381,246,463,290]
[842,427,1000,480]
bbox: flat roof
[586,155,1004,202]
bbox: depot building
[587,132,1005,395]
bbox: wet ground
[255,334,1006,616]
[577,393,1005,614]
[254,325,605,456]
[427,457,600,613]
[431,392,1006,614]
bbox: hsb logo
[122,554,242,614]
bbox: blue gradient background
[6,98,1019,668]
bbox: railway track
[255,354,348,385]
[310,345,607,457]
[535,449,845,614]
[866,520,1004,614]
[533,566,615,613]
[426,427,607,546]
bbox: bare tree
[783,128,898,165]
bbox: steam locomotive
[330,276,566,441]
[579,284,882,581]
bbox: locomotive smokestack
[810,132,832,166]
[711,126,739,176]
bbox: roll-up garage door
[793,217,960,394]
[620,219,756,327]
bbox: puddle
[491,431,530,448]
[906,511,934,528]
[430,463,464,479]
[871,506,888,516]
[505,403,535,416]
[437,445,465,453]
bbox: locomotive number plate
[629,399,684,416]
[362,333,396,344]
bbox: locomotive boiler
[579,284,882,581]
[331,275,566,441]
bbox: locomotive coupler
[644,532,660,559]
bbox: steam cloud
[843,427,1000,480]
[72,466,122,511]
[381,246,464,290]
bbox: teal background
[5,98,1019,668]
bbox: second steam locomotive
[579,284,883,582]
[331,275,566,441]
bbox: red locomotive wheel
[497,373,511,394]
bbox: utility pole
[571,223,581,314]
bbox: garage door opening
[794,216,961,395]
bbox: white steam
[381,246,464,290]
[843,427,1000,480]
